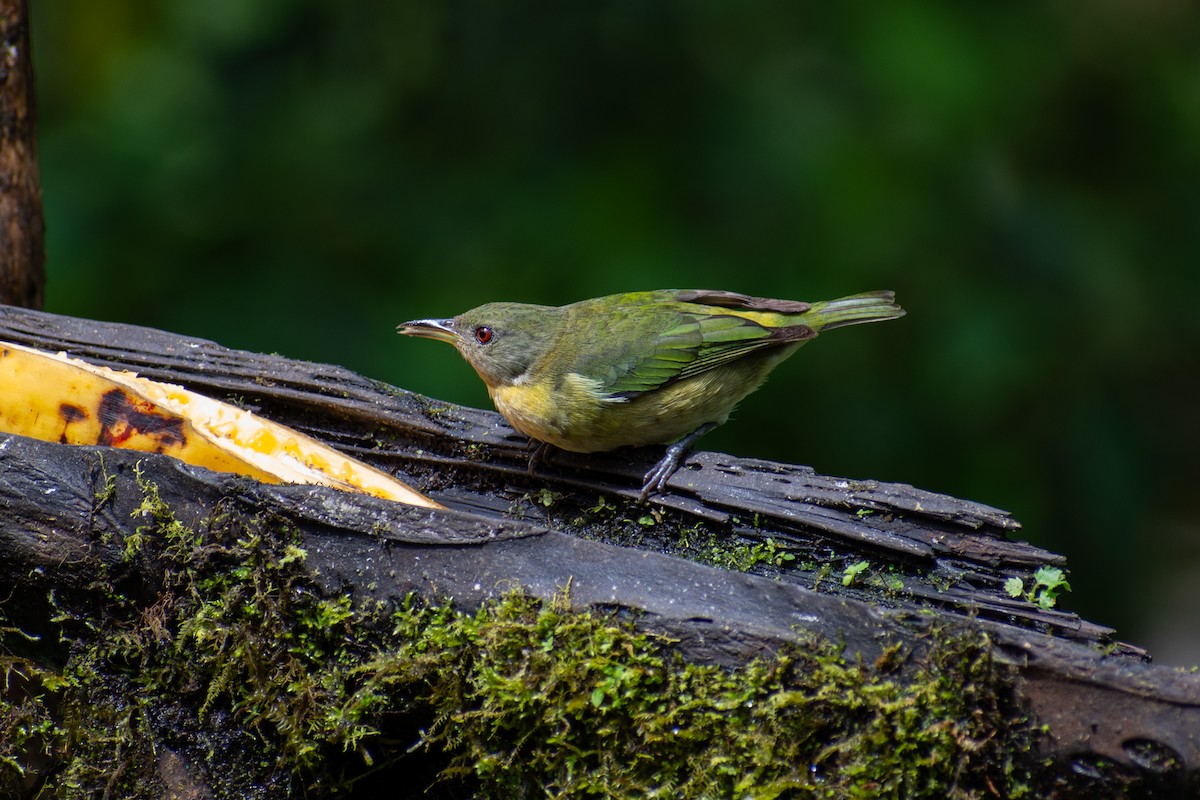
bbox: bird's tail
[805,291,905,332]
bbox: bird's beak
[396,318,459,345]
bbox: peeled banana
[0,340,440,508]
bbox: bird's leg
[638,422,718,502]
[526,439,555,476]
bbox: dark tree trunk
[0,0,44,309]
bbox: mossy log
[1,304,1198,797]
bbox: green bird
[398,289,903,500]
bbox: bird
[398,289,903,501]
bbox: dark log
[2,303,1199,795]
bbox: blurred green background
[31,1,1200,663]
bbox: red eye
[474,326,494,344]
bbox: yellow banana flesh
[0,340,440,508]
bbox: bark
[1,304,1198,796]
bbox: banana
[0,340,440,508]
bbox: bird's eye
[474,326,494,345]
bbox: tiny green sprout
[855,508,875,519]
[586,495,617,515]
[535,488,560,507]
[1005,567,1071,609]
[763,538,795,567]
[842,560,870,587]
[633,507,663,527]
[1031,566,1071,609]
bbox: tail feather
[806,290,904,332]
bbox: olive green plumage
[399,289,903,498]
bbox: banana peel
[0,340,441,508]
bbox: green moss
[0,658,64,796]
[391,594,1034,799]
[697,534,797,572]
[0,472,1039,798]
[93,453,119,508]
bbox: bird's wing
[672,289,811,315]
[590,311,816,399]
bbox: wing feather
[598,312,814,398]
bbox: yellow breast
[490,373,613,451]
[488,351,788,453]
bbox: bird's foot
[637,423,717,503]
[638,451,684,502]
[526,440,554,475]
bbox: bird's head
[398,302,563,389]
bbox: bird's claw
[638,452,682,503]
[636,422,718,503]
